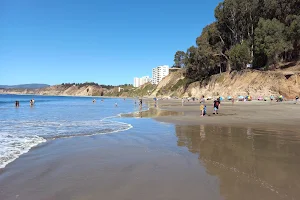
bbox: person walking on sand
[213,98,220,114]
[200,95,205,104]
[295,96,299,104]
[231,97,235,105]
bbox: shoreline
[1,98,300,199]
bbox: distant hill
[0,84,50,89]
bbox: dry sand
[148,99,300,131]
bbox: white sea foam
[0,133,46,169]
[0,119,132,169]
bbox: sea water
[0,94,139,169]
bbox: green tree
[285,15,300,59]
[228,41,251,70]
[173,51,186,68]
[255,18,291,66]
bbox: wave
[0,117,133,169]
[0,134,46,169]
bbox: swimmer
[115,103,118,107]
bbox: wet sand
[1,101,300,200]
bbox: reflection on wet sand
[121,107,183,118]
[176,125,300,200]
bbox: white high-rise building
[152,65,169,85]
[133,76,151,87]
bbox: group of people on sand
[199,96,221,117]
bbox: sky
[0,0,220,85]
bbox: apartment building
[133,76,151,87]
[152,65,169,85]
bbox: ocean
[0,94,140,169]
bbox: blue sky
[0,0,220,85]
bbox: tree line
[61,82,132,89]
[173,0,300,82]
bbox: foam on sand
[0,133,46,169]
[0,119,132,169]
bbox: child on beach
[200,104,207,116]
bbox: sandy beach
[149,99,300,131]
[1,99,300,200]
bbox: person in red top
[213,98,220,114]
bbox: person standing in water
[139,99,143,107]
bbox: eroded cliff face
[2,68,299,99]
[150,69,300,99]
[184,70,300,99]
[0,85,106,96]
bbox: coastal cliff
[151,65,300,99]
[2,64,300,99]
[0,84,106,96]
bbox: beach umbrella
[219,96,224,101]
[227,96,232,100]
[238,95,244,99]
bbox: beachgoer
[213,98,220,114]
[200,95,205,104]
[231,97,235,105]
[30,99,33,106]
[92,99,96,103]
[115,103,118,107]
[296,96,299,104]
[200,104,205,116]
[139,99,143,107]
[15,101,19,107]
